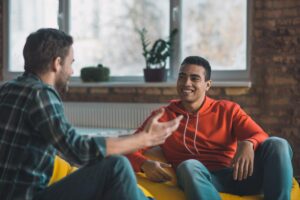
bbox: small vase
[143,68,168,82]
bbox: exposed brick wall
[252,0,300,178]
[1,0,299,178]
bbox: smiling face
[176,64,211,112]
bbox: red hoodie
[126,96,269,172]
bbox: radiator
[63,102,166,130]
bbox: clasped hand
[141,160,173,182]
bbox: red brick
[276,18,294,26]
[255,10,264,19]
[264,10,283,18]
[137,88,161,95]
[89,88,109,94]
[293,17,300,25]
[266,76,297,86]
[207,88,222,96]
[254,20,276,28]
[225,88,250,96]
[272,1,300,9]
[231,96,259,107]
[162,87,177,95]
[260,116,280,125]
[255,1,263,9]
[268,97,290,106]
[113,88,136,94]
[282,8,298,17]
[68,87,87,94]
[243,107,262,116]
[272,55,297,65]
[254,30,263,38]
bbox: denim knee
[102,155,133,175]
[176,160,210,179]
[177,159,207,173]
[262,137,293,157]
[105,155,131,168]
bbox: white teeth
[182,89,193,93]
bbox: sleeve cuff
[92,137,106,158]
[245,139,258,150]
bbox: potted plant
[80,63,110,82]
[138,28,177,82]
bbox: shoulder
[28,83,61,103]
[148,104,178,122]
[211,98,241,112]
[2,78,58,99]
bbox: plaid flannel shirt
[0,73,106,200]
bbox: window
[69,0,169,77]
[6,0,58,72]
[4,0,250,82]
[182,0,247,70]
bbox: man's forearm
[105,111,182,156]
[105,132,148,156]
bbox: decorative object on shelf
[80,64,110,82]
[138,28,177,82]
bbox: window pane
[70,0,170,76]
[182,0,247,70]
[9,0,59,72]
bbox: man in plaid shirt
[0,28,182,200]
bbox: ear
[205,80,212,92]
[52,57,62,72]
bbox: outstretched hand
[231,140,254,181]
[143,108,183,147]
[141,160,173,182]
[105,109,182,156]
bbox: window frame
[3,0,251,83]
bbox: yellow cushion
[137,147,300,200]
[49,156,154,197]
[50,155,299,200]
[48,156,78,185]
[138,184,154,198]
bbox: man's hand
[106,108,182,155]
[141,160,172,182]
[231,140,254,181]
[142,108,183,147]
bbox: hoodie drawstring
[183,113,200,155]
[194,114,200,154]
[183,114,196,155]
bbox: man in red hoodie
[127,56,293,200]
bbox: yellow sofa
[138,147,300,200]
[50,154,300,200]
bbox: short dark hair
[23,28,73,74]
[181,56,211,81]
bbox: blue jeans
[34,155,148,200]
[176,137,293,200]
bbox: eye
[191,76,201,81]
[178,74,185,79]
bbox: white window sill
[68,81,251,88]
[0,80,251,88]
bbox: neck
[36,72,55,86]
[182,96,206,113]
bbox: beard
[55,71,70,94]
[55,79,69,94]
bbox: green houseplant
[138,28,177,82]
[80,64,110,82]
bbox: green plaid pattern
[0,73,106,200]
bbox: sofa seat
[137,147,300,200]
[49,154,300,200]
